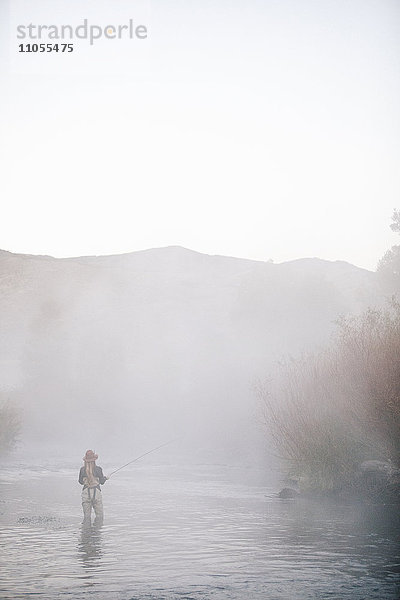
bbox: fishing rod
[108,439,179,477]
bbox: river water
[0,462,399,599]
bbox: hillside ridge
[0,245,373,274]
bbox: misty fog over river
[0,461,399,600]
[0,247,380,459]
[1,248,398,599]
[2,0,400,595]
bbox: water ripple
[0,464,399,599]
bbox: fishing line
[108,439,180,477]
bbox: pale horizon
[1,0,399,270]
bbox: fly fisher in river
[78,441,177,526]
[79,449,108,525]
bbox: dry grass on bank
[259,301,400,492]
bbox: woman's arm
[78,467,85,485]
[96,467,107,485]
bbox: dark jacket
[79,465,107,486]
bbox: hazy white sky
[1,0,399,269]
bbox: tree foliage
[390,209,400,234]
[377,209,400,294]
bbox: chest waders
[82,485,104,524]
[84,485,100,507]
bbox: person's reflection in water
[78,521,103,576]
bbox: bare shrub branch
[259,302,400,491]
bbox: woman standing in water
[79,450,108,525]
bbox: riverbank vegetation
[260,301,400,495]
[0,398,21,455]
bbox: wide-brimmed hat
[83,449,98,462]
